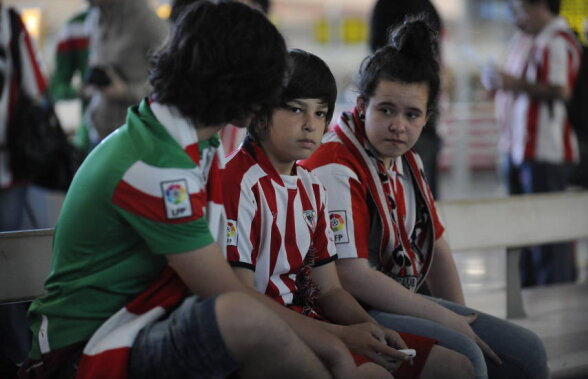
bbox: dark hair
[170,0,270,22]
[248,48,337,142]
[369,0,442,53]
[358,14,440,115]
[170,0,201,22]
[523,0,560,14]
[149,1,287,127]
[251,0,270,14]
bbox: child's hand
[101,68,128,100]
[446,312,502,366]
[340,323,411,372]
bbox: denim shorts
[129,295,239,379]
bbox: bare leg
[216,292,330,379]
[358,362,395,378]
[420,345,474,379]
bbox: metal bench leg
[506,247,527,318]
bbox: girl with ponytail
[303,15,548,379]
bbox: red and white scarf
[333,109,439,291]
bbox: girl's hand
[446,312,502,366]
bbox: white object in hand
[399,349,416,358]
[481,60,502,90]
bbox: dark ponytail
[357,13,440,114]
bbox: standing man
[484,0,582,286]
[84,0,168,147]
[49,1,95,154]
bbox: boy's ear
[356,96,367,114]
[424,111,432,126]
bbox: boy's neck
[196,124,225,142]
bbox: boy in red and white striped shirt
[224,49,476,379]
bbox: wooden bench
[437,190,588,318]
[2,192,587,311]
[0,228,54,304]
[437,191,588,379]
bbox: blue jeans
[129,295,239,379]
[0,185,32,374]
[370,296,548,379]
[0,185,28,231]
[503,158,576,286]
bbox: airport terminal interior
[2,0,588,377]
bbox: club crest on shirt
[226,219,238,246]
[329,210,349,244]
[303,210,317,230]
[161,179,193,219]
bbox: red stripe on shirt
[57,37,89,53]
[524,48,549,161]
[284,188,303,272]
[206,155,224,205]
[259,177,282,285]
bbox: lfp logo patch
[165,184,186,204]
[226,219,238,246]
[161,179,192,219]
[329,210,349,244]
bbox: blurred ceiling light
[21,8,42,40]
[157,4,171,20]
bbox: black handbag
[6,8,83,191]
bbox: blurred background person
[369,0,444,198]
[568,18,588,189]
[482,0,582,287]
[0,2,48,376]
[0,1,48,232]
[49,1,95,154]
[84,0,168,147]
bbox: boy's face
[510,0,543,34]
[261,98,328,173]
[357,79,429,167]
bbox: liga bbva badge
[329,210,349,244]
[161,179,193,219]
[226,219,238,246]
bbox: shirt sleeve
[112,163,215,255]
[312,182,338,267]
[312,163,370,259]
[546,36,571,87]
[224,176,259,270]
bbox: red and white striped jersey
[302,110,444,292]
[495,17,582,165]
[224,138,337,306]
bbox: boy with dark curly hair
[19,2,352,378]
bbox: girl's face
[262,98,329,174]
[357,79,429,167]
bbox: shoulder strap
[7,8,23,83]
